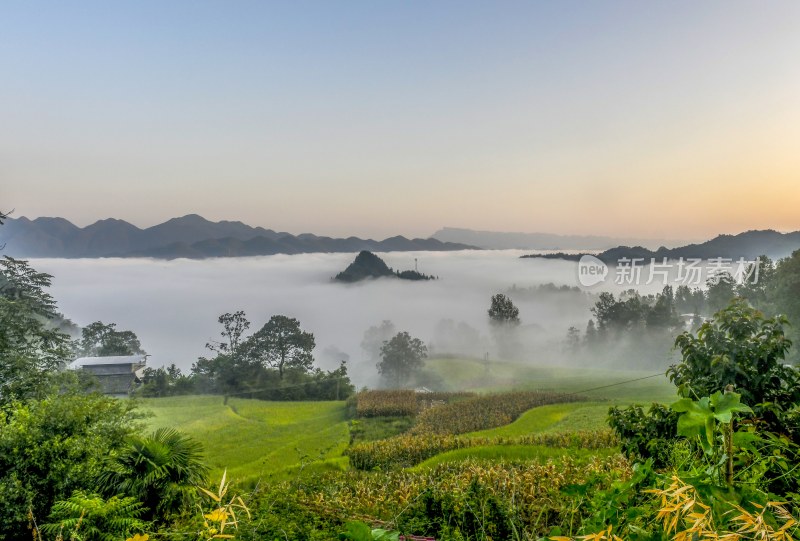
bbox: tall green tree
[243,315,315,379]
[0,256,71,407]
[377,331,427,388]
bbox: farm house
[67,354,147,396]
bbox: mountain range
[431,227,692,250]
[0,215,473,258]
[523,229,800,263]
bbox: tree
[98,428,208,523]
[361,320,395,362]
[487,293,520,326]
[0,256,71,408]
[206,311,250,355]
[675,284,706,315]
[488,293,521,359]
[584,320,598,345]
[377,331,427,388]
[78,320,145,357]
[668,298,799,436]
[736,254,775,311]
[706,272,736,313]
[645,286,681,330]
[766,250,800,362]
[137,364,194,397]
[243,315,315,379]
[565,326,581,353]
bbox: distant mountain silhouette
[0,214,474,258]
[523,229,800,263]
[431,227,690,250]
[335,251,436,282]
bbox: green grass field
[140,396,350,486]
[426,357,677,403]
[463,402,612,437]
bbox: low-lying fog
[32,250,683,386]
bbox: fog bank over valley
[32,250,718,386]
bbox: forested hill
[0,215,474,258]
[523,229,800,262]
[334,251,436,282]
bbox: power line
[562,372,666,398]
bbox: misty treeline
[138,311,356,401]
[563,253,800,366]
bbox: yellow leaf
[199,486,222,502]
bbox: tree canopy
[488,293,520,326]
[78,320,146,357]
[377,331,427,388]
[243,315,315,379]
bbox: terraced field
[140,396,350,486]
[139,360,672,487]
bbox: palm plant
[98,428,209,521]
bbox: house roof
[68,355,147,370]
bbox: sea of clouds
[30,250,695,385]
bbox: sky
[2,1,800,239]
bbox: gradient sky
[2,1,799,239]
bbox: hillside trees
[78,320,146,357]
[191,311,353,400]
[377,331,427,388]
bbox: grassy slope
[464,402,612,438]
[140,396,350,485]
[426,357,677,404]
